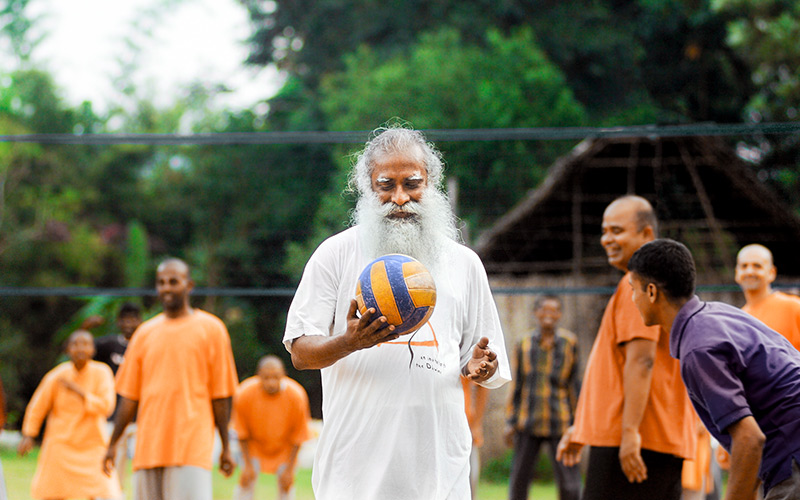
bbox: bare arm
[724,416,765,500]
[103,397,138,475]
[619,338,656,483]
[278,444,302,492]
[238,438,257,487]
[212,397,234,477]
[290,299,399,370]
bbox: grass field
[0,446,558,500]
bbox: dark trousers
[582,446,683,500]
[509,433,581,500]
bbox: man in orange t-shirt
[557,196,696,500]
[232,355,311,500]
[736,244,800,351]
[103,258,239,500]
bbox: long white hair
[349,125,460,276]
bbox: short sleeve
[208,318,238,399]
[283,240,342,352]
[681,348,752,434]
[288,385,312,445]
[458,249,511,389]
[115,333,143,401]
[231,389,250,440]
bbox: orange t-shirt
[682,412,713,493]
[571,273,695,459]
[116,310,238,470]
[232,376,311,473]
[742,291,800,351]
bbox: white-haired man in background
[284,124,511,500]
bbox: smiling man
[735,244,800,351]
[284,124,511,499]
[627,238,800,500]
[104,258,239,500]
[556,195,695,500]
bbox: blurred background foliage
[1,0,800,420]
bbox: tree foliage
[714,0,800,121]
[319,28,586,231]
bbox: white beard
[353,188,459,279]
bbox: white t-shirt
[284,226,511,500]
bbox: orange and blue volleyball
[355,254,437,335]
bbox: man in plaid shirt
[505,295,582,500]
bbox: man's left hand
[218,448,235,477]
[619,429,647,483]
[464,337,498,382]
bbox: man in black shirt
[94,302,142,375]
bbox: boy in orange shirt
[19,330,121,500]
[232,355,311,500]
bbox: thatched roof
[475,135,800,279]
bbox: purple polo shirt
[670,296,800,492]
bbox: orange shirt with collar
[571,274,695,459]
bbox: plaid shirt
[506,327,580,437]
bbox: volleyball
[355,254,437,335]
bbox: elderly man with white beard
[284,125,511,500]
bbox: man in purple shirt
[626,238,800,500]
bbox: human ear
[646,283,658,304]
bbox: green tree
[714,0,800,122]
[242,0,752,122]
[0,0,41,63]
[319,28,586,230]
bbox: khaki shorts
[133,466,211,500]
[765,459,800,500]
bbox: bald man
[232,355,311,500]
[104,258,239,500]
[736,244,800,351]
[557,195,696,500]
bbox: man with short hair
[103,258,239,500]
[19,330,121,500]
[505,294,582,500]
[735,244,800,350]
[557,195,696,500]
[94,302,142,377]
[284,125,511,499]
[232,355,311,500]
[627,238,800,500]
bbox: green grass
[1,446,554,500]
